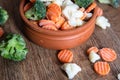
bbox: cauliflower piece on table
[61,63,81,79]
[118,73,120,80]
[89,51,101,63]
[96,16,111,29]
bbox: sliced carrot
[39,19,55,27]
[0,27,4,37]
[42,24,58,31]
[58,49,73,63]
[85,2,97,13]
[94,61,110,75]
[55,16,65,29]
[61,21,73,30]
[80,12,87,20]
[87,46,99,55]
[30,0,36,3]
[24,2,33,12]
[98,48,117,62]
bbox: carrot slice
[58,49,73,63]
[80,12,87,20]
[55,16,65,29]
[98,48,117,62]
[61,22,73,30]
[94,61,110,75]
[24,2,33,12]
[42,24,58,31]
[85,2,97,13]
[87,46,99,55]
[0,27,4,37]
[39,19,55,27]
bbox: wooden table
[0,1,120,80]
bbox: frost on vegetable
[0,33,28,61]
[96,16,111,29]
[25,0,46,20]
[0,7,9,25]
[61,63,81,79]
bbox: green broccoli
[0,33,28,61]
[25,0,46,20]
[98,0,120,8]
[74,0,94,8]
[0,7,9,25]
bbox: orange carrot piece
[85,2,97,13]
[55,16,65,29]
[87,46,99,55]
[98,48,117,62]
[58,49,73,63]
[24,2,33,12]
[0,27,4,37]
[61,22,73,30]
[39,19,55,26]
[42,24,58,31]
[30,0,36,3]
[81,12,87,20]
[94,61,110,75]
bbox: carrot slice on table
[85,2,97,13]
[94,61,110,75]
[58,49,73,63]
[24,2,33,12]
[87,46,99,55]
[0,27,4,37]
[98,48,117,62]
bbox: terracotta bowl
[19,0,100,50]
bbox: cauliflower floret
[89,51,101,63]
[71,10,83,19]
[86,13,93,19]
[68,18,85,27]
[96,16,111,29]
[118,73,120,80]
[53,0,65,6]
[62,0,74,8]
[62,4,79,20]
[61,63,81,79]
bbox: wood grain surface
[0,0,120,80]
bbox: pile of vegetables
[24,0,96,31]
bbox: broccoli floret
[25,0,46,20]
[0,7,9,25]
[74,0,94,8]
[98,0,120,8]
[0,33,28,61]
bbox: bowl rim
[19,0,98,36]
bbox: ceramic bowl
[20,0,100,50]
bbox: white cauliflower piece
[96,16,111,29]
[62,0,74,8]
[71,10,83,19]
[62,4,79,20]
[86,13,93,19]
[68,18,85,27]
[89,51,101,63]
[61,63,81,79]
[118,73,120,80]
[44,1,52,6]
[53,0,65,6]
